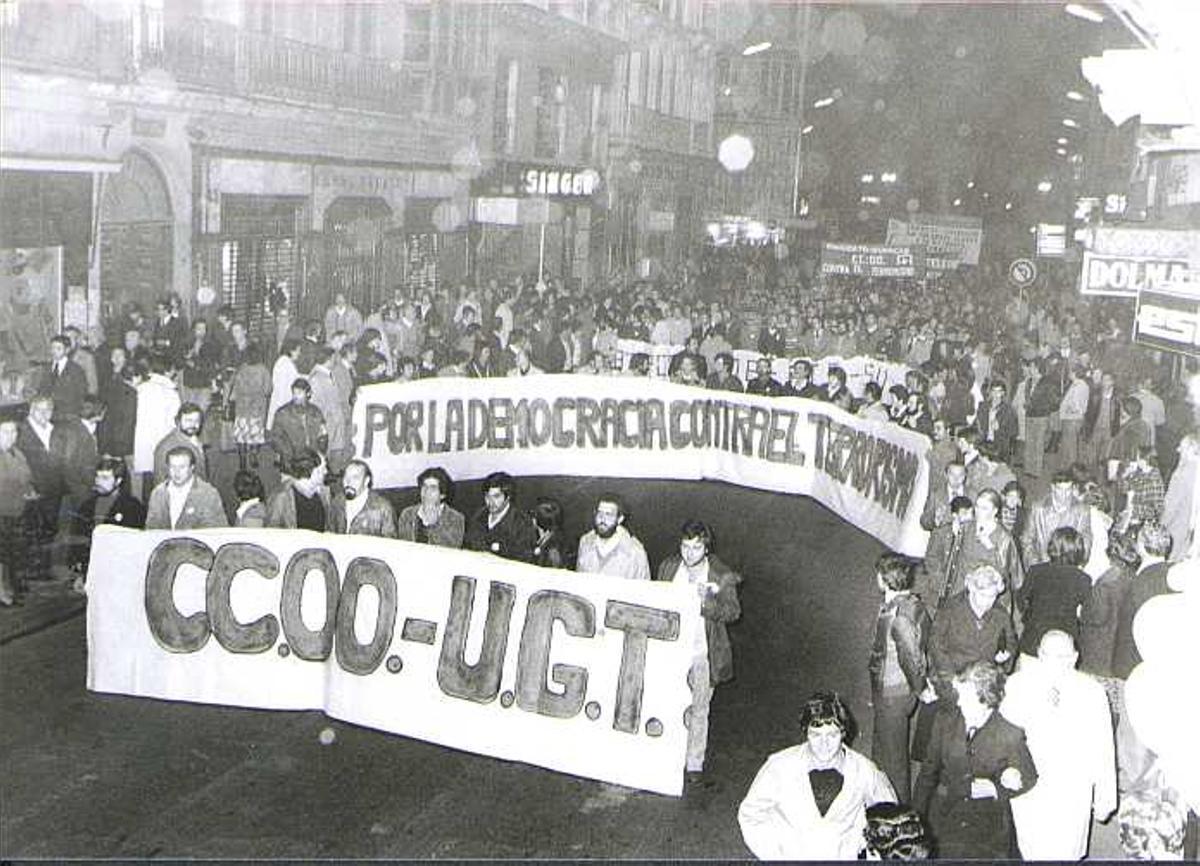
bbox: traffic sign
[1009,258,1037,288]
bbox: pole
[538,222,546,283]
[791,1,813,217]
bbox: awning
[1,155,125,173]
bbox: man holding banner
[576,493,651,581]
[654,519,742,775]
[464,471,537,562]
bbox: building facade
[1,0,488,353]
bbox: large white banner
[87,527,700,796]
[886,213,983,266]
[351,376,931,557]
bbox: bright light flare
[801,124,814,134]
[1056,147,1068,156]
[953,198,962,206]
[718,134,755,172]
[1057,137,1069,144]
[881,172,897,183]
[1062,118,1079,128]
[1066,90,1086,101]
[813,96,836,108]
[742,41,772,56]
[861,173,875,183]
[1038,180,1054,192]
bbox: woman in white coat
[738,692,895,860]
[267,339,301,429]
[132,356,181,484]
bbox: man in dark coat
[463,471,537,562]
[977,380,1019,463]
[41,334,89,420]
[913,661,1038,859]
[66,456,145,574]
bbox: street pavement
[0,474,1124,858]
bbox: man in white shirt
[575,493,650,581]
[1058,364,1091,471]
[1132,376,1166,451]
[145,447,228,530]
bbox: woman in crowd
[531,497,568,569]
[396,466,465,548]
[233,469,266,528]
[228,343,271,470]
[0,417,37,606]
[912,661,1038,859]
[1016,525,1093,660]
[97,345,137,469]
[943,488,1024,608]
[267,339,301,429]
[738,692,895,860]
[1078,528,1140,692]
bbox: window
[628,51,643,107]
[342,2,378,55]
[660,50,673,115]
[494,59,518,156]
[403,4,431,63]
[535,67,563,159]
[646,45,660,111]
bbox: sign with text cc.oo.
[87,527,701,795]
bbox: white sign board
[1080,251,1193,298]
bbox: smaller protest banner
[886,214,983,265]
[820,243,925,278]
[87,528,700,796]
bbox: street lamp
[790,1,814,218]
[743,41,772,56]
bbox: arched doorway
[317,196,394,319]
[99,150,173,331]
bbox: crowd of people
[1,251,1197,859]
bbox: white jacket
[738,744,895,860]
[133,374,180,473]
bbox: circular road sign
[1009,258,1038,288]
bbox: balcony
[158,17,430,116]
[0,3,132,80]
[2,6,432,118]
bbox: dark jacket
[782,381,828,401]
[654,553,742,686]
[1111,562,1175,679]
[269,402,327,464]
[913,707,1038,860]
[869,592,931,699]
[464,504,538,563]
[98,376,137,458]
[73,489,146,534]
[1015,562,1091,657]
[264,483,332,530]
[41,359,89,420]
[1078,564,1135,678]
[327,490,397,537]
[977,400,1019,462]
